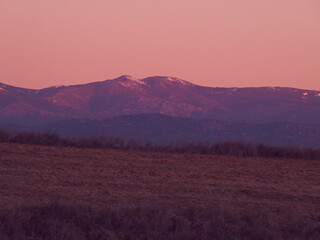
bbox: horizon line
[1,75,319,92]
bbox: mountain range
[1,75,320,147]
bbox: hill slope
[42,113,320,147]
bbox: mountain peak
[142,76,193,86]
[113,75,145,87]
[116,75,139,81]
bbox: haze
[0,0,319,90]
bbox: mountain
[1,75,320,125]
[43,114,320,147]
[1,75,320,147]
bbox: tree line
[0,129,319,160]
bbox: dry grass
[0,143,320,239]
[1,202,319,240]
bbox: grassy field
[0,143,320,239]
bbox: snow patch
[46,85,65,89]
[118,75,146,86]
[124,75,139,81]
[0,87,7,95]
[213,89,238,95]
[119,82,129,88]
[166,77,190,85]
[303,92,309,96]
[132,79,146,85]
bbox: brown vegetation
[0,143,320,239]
[1,203,319,240]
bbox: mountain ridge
[2,75,319,91]
[1,75,320,147]
[1,75,320,126]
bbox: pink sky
[0,0,320,90]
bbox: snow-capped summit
[141,76,194,86]
[165,76,193,85]
[117,75,139,81]
[114,75,146,87]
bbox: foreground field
[0,143,320,239]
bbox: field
[1,143,320,239]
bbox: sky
[0,0,320,90]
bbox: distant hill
[39,114,319,147]
[1,75,320,125]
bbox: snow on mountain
[141,76,194,86]
[162,76,191,85]
[114,75,146,87]
[0,87,7,95]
